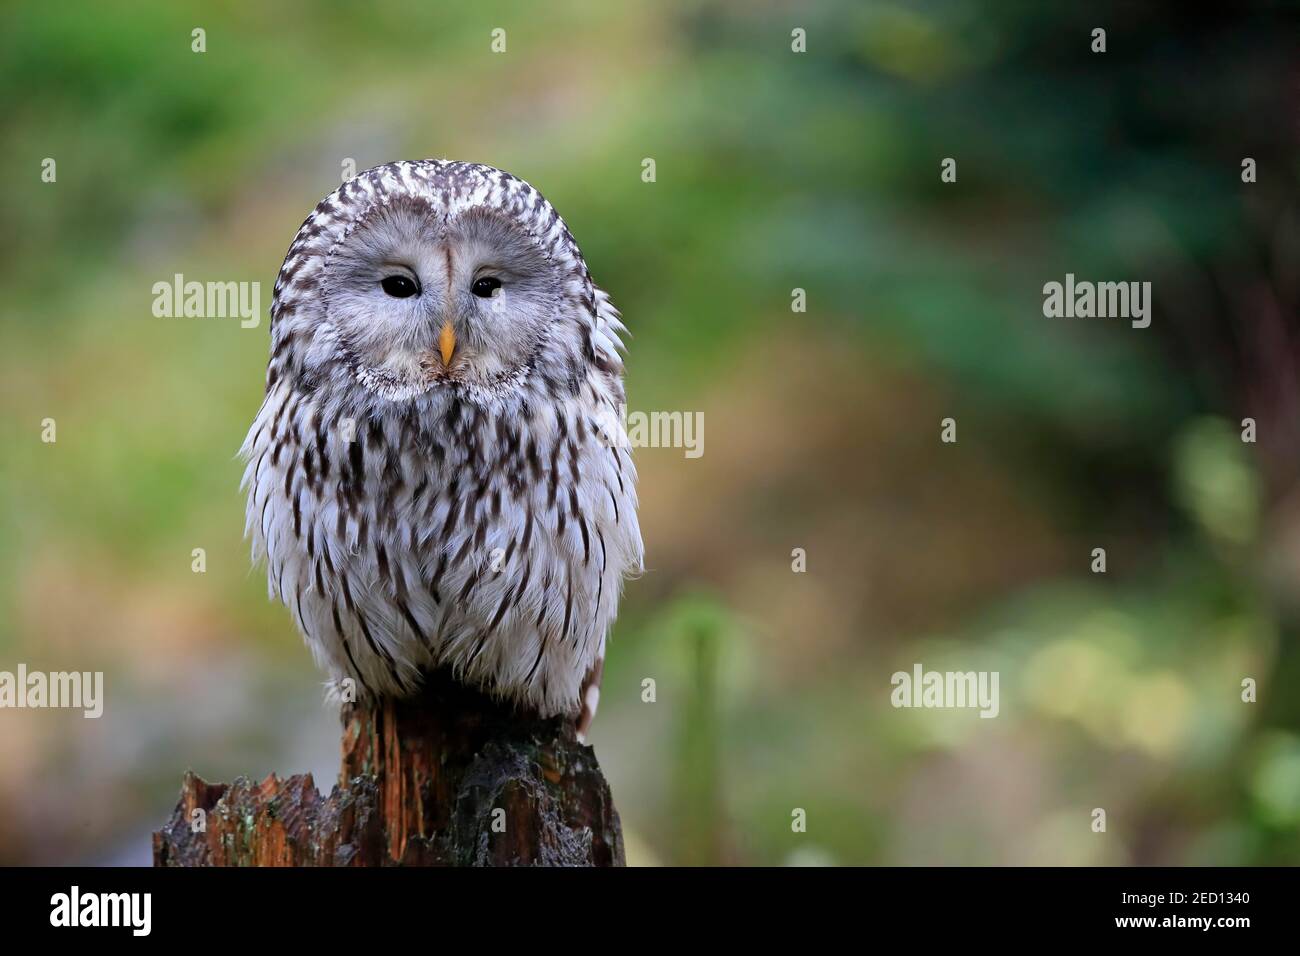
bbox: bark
[152,671,624,866]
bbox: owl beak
[438,320,457,366]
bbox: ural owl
[240,160,643,737]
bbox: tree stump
[152,671,624,866]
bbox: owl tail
[575,655,604,743]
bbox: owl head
[267,161,614,408]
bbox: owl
[239,160,643,738]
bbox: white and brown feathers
[240,160,643,736]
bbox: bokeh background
[1,0,1297,865]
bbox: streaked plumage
[240,160,642,735]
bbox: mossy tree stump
[153,671,624,866]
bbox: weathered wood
[153,671,624,866]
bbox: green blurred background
[1,0,1297,865]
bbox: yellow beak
[439,321,456,366]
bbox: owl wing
[591,285,630,373]
[573,286,639,741]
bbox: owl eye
[381,275,419,298]
[471,276,502,298]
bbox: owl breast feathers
[239,160,643,736]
